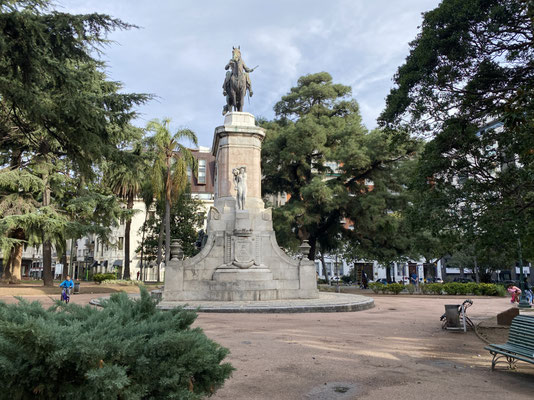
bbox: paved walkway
[1,291,533,399]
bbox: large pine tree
[0,1,150,285]
[262,72,415,275]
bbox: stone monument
[161,49,317,302]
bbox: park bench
[484,315,534,370]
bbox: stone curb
[90,294,375,313]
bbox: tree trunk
[69,238,76,277]
[1,249,13,282]
[156,218,164,283]
[164,197,171,283]
[459,266,465,279]
[474,257,480,283]
[61,240,68,281]
[42,169,53,286]
[123,193,134,280]
[139,208,149,282]
[320,251,330,284]
[10,243,23,282]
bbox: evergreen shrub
[0,287,233,399]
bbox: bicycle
[61,287,72,303]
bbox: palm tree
[146,118,197,276]
[105,152,145,280]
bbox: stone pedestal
[163,112,319,302]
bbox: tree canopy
[262,72,415,270]
[379,0,534,263]
[0,1,150,284]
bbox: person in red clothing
[507,284,521,303]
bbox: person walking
[523,278,533,304]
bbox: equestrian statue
[222,46,257,115]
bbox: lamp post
[517,237,531,309]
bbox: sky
[56,0,441,148]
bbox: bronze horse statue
[223,47,255,115]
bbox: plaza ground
[1,286,533,399]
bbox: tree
[379,0,534,272]
[146,119,197,276]
[262,72,415,279]
[105,143,146,280]
[136,187,205,275]
[0,1,150,285]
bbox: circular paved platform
[90,292,374,313]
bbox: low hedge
[369,281,505,296]
[93,273,117,284]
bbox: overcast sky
[56,0,440,148]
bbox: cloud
[56,0,441,145]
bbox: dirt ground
[0,280,148,297]
[1,289,533,399]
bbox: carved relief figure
[233,166,247,210]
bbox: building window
[186,167,192,182]
[118,237,124,251]
[198,159,206,184]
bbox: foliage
[419,283,430,295]
[379,0,534,263]
[341,275,352,284]
[387,283,404,295]
[405,283,416,294]
[262,72,416,267]
[92,273,117,284]
[368,282,385,294]
[0,1,150,285]
[418,282,503,296]
[137,187,206,263]
[0,287,233,399]
[101,279,144,286]
[145,118,198,268]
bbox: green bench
[484,315,534,370]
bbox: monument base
[162,112,319,302]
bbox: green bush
[442,282,459,295]
[466,282,480,295]
[479,283,498,296]
[405,283,416,294]
[0,287,233,399]
[420,283,430,294]
[427,283,443,295]
[495,285,507,297]
[341,275,352,284]
[369,282,385,294]
[388,283,404,295]
[101,279,144,286]
[93,273,116,283]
